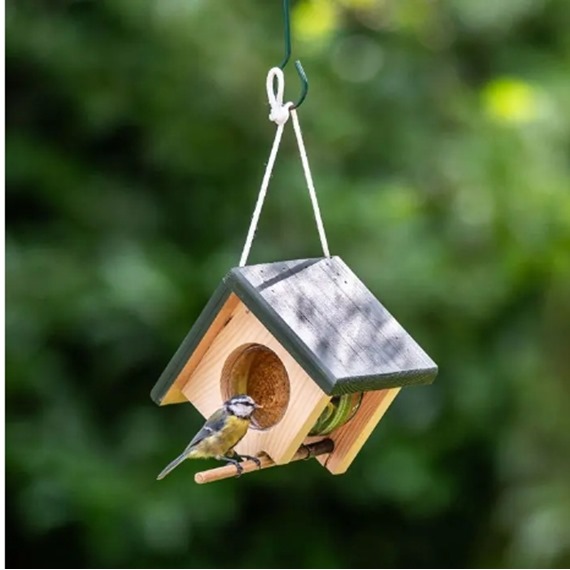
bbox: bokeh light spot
[294,0,338,43]
[483,78,539,124]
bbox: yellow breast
[189,415,250,459]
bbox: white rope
[239,67,330,267]
[290,106,330,259]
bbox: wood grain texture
[151,285,239,405]
[228,257,437,395]
[182,301,331,465]
[152,256,437,405]
[194,438,334,484]
[306,387,401,474]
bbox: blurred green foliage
[6,0,570,567]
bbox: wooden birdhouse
[151,256,437,479]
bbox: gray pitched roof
[151,256,437,404]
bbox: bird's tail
[156,453,187,480]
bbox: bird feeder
[151,256,437,481]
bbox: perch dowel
[194,438,334,484]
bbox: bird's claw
[222,455,244,478]
[239,454,262,470]
[225,453,261,477]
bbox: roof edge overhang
[151,257,438,405]
[331,365,438,395]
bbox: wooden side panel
[182,301,331,465]
[158,293,241,405]
[310,387,401,475]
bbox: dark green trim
[331,366,438,395]
[151,256,439,405]
[226,267,339,395]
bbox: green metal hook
[278,0,308,109]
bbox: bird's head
[224,394,262,418]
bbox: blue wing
[184,407,227,453]
[156,407,231,480]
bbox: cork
[220,343,290,429]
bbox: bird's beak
[255,403,264,409]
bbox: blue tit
[157,394,262,480]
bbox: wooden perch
[194,438,334,484]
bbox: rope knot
[266,67,292,126]
[269,104,291,125]
[239,67,330,267]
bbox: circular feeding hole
[220,343,290,430]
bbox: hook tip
[293,60,309,109]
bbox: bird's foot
[222,456,243,478]
[238,454,262,470]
